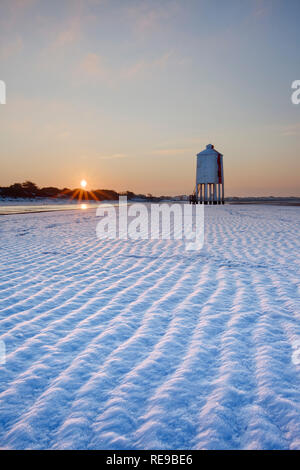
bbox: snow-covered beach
[0,204,299,450]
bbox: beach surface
[0,204,299,449]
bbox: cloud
[10,0,37,11]
[57,130,71,139]
[253,0,272,18]
[127,1,180,36]
[78,49,176,84]
[122,51,174,79]
[0,0,37,29]
[54,17,81,47]
[99,153,127,160]
[0,36,23,60]
[44,2,102,53]
[151,147,193,156]
[15,0,36,6]
[79,52,108,79]
[281,123,300,136]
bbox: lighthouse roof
[197,144,222,157]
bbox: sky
[0,0,299,196]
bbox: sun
[80,179,87,189]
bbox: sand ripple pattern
[0,205,299,449]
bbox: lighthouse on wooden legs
[194,144,224,204]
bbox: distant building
[194,144,224,204]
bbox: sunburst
[58,180,103,205]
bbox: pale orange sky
[0,0,299,197]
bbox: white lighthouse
[195,144,224,204]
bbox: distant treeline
[0,181,162,201]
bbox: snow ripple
[0,205,299,449]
